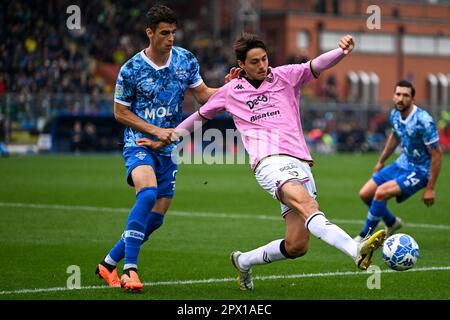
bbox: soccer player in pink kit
[138,33,386,291]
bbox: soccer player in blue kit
[95,4,224,292]
[355,80,443,242]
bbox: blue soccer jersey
[114,47,203,155]
[390,105,439,174]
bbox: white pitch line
[1,201,449,230]
[0,266,449,296]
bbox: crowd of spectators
[0,0,232,96]
[1,1,448,154]
[0,0,233,150]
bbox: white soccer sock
[105,254,118,266]
[305,212,358,260]
[238,239,286,270]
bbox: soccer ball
[382,233,419,271]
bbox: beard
[395,102,412,113]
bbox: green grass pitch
[0,153,449,300]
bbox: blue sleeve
[187,54,203,88]
[114,64,135,107]
[389,109,398,136]
[422,114,439,147]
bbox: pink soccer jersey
[198,61,317,169]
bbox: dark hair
[145,4,178,31]
[234,33,267,63]
[395,80,415,98]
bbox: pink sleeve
[275,61,316,88]
[174,86,227,138]
[311,48,345,74]
[175,112,203,132]
[198,85,227,120]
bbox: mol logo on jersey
[145,104,179,120]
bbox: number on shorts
[406,172,420,186]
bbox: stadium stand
[1,0,449,154]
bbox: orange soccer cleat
[95,263,121,287]
[120,269,144,292]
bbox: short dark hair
[145,4,178,31]
[395,80,415,98]
[234,33,267,63]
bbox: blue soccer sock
[123,187,157,270]
[360,200,391,237]
[381,204,396,227]
[106,211,164,265]
[143,211,164,242]
[369,199,396,227]
[106,233,126,266]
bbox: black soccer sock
[123,267,138,277]
[100,260,116,273]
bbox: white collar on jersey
[140,49,173,70]
[399,104,417,124]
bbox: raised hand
[339,35,355,55]
[225,67,241,83]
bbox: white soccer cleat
[385,217,403,237]
[355,229,386,270]
[230,251,254,291]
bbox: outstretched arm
[136,111,208,149]
[311,35,355,76]
[173,111,208,140]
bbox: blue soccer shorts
[372,162,428,203]
[123,146,178,199]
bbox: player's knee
[284,241,308,258]
[359,188,369,201]
[373,187,389,201]
[359,191,373,207]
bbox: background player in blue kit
[95,4,222,292]
[355,80,443,242]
